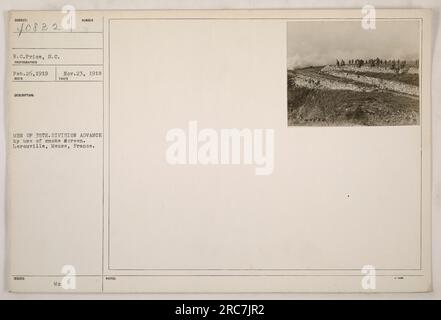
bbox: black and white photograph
[287,20,420,126]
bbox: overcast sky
[287,20,420,69]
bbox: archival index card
[6,9,432,293]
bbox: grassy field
[287,86,419,126]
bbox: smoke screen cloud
[287,20,420,69]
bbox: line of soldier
[336,58,419,70]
